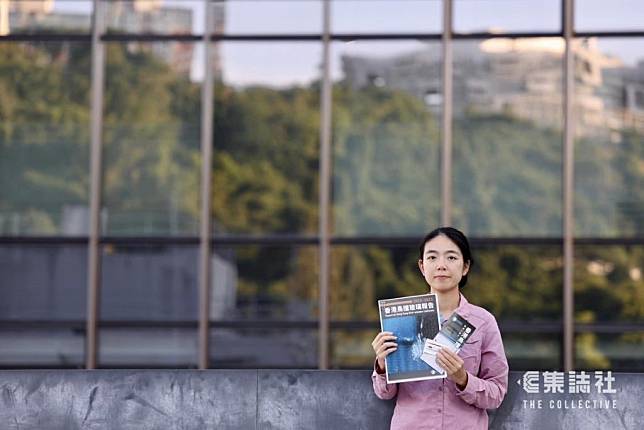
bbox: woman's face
[418,234,470,293]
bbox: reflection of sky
[51,0,644,85]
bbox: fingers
[437,348,468,387]
[372,332,397,358]
[371,332,396,349]
[436,348,463,375]
[376,342,398,357]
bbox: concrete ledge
[0,370,640,429]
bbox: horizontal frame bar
[4,30,644,44]
[1,320,642,334]
[3,236,644,246]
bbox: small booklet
[378,294,444,383]
[420,312,476,373]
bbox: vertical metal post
[441,0,453,226]
[562,0,575,371]
[318,0,332,370]
[198,0,216,370]
[86,0,105,369]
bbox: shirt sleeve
[371,360,398,400]
[453,316,508,409]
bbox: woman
[371,227,508,430]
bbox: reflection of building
[1,0,225,79]
[106,0,192,35]
[107,0,194,75]
[342,38,644,137]
[1,0,86,35]
[107,0,225,77]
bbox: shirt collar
[454,293,472,318]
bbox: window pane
[3,0,92,34]
[0,42,90,236]
[104,0,203,35]
[575,245,643,371]
[100,244,198,321]
[454,0,560,34]
[576,332,644,371]
[468,244,563,322]
[452,38,563,236]
[99,244,198,367]
[332,0,441,34]
[208,245,318,368]
[504,332,561,370]
[210,328,317,368]
[574,38,644,237]
[210,246,318,322]
[331,245,420,321]
[575,245,643,324]
[213,42,320,236]
[331,328,377,369]
[0,327,85,367]
[0,244,86,367]
[103,42,201,236]
[100,328,197,368]
[332,41,441,236]
[218,0,322,35]
[576,0,644,32]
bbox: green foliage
[453,115,562,235]
[332,84,441,235]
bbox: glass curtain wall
[0,0,642,371]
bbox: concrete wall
[0,370,640,429]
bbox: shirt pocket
[459,338,481,375]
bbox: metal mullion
[85,0,106,370]
[317,0,332,370]
[452,31,563,39]
[575,30,644,38]
[563,0,575,372]
[0,34,90,42]
[101,34,201,42]
[198,0,216,370]
[330,33,442,41]
[441,0,453,226]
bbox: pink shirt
[372,294,509,430]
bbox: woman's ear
[418,259,424,275]
[462,261,470,277]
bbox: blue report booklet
[378,294,443,383]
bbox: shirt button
[438,387,443,391]
[438,409,442,413]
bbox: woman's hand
[371,331,397,372]
[436,348,468,389]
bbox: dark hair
[418,226,474,288]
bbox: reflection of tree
[102,43,200,235]
[453,114,563,236]
[1,42,642,370]
[333,84,441,235]
[574,246,644,369]
[0,42,90,234]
